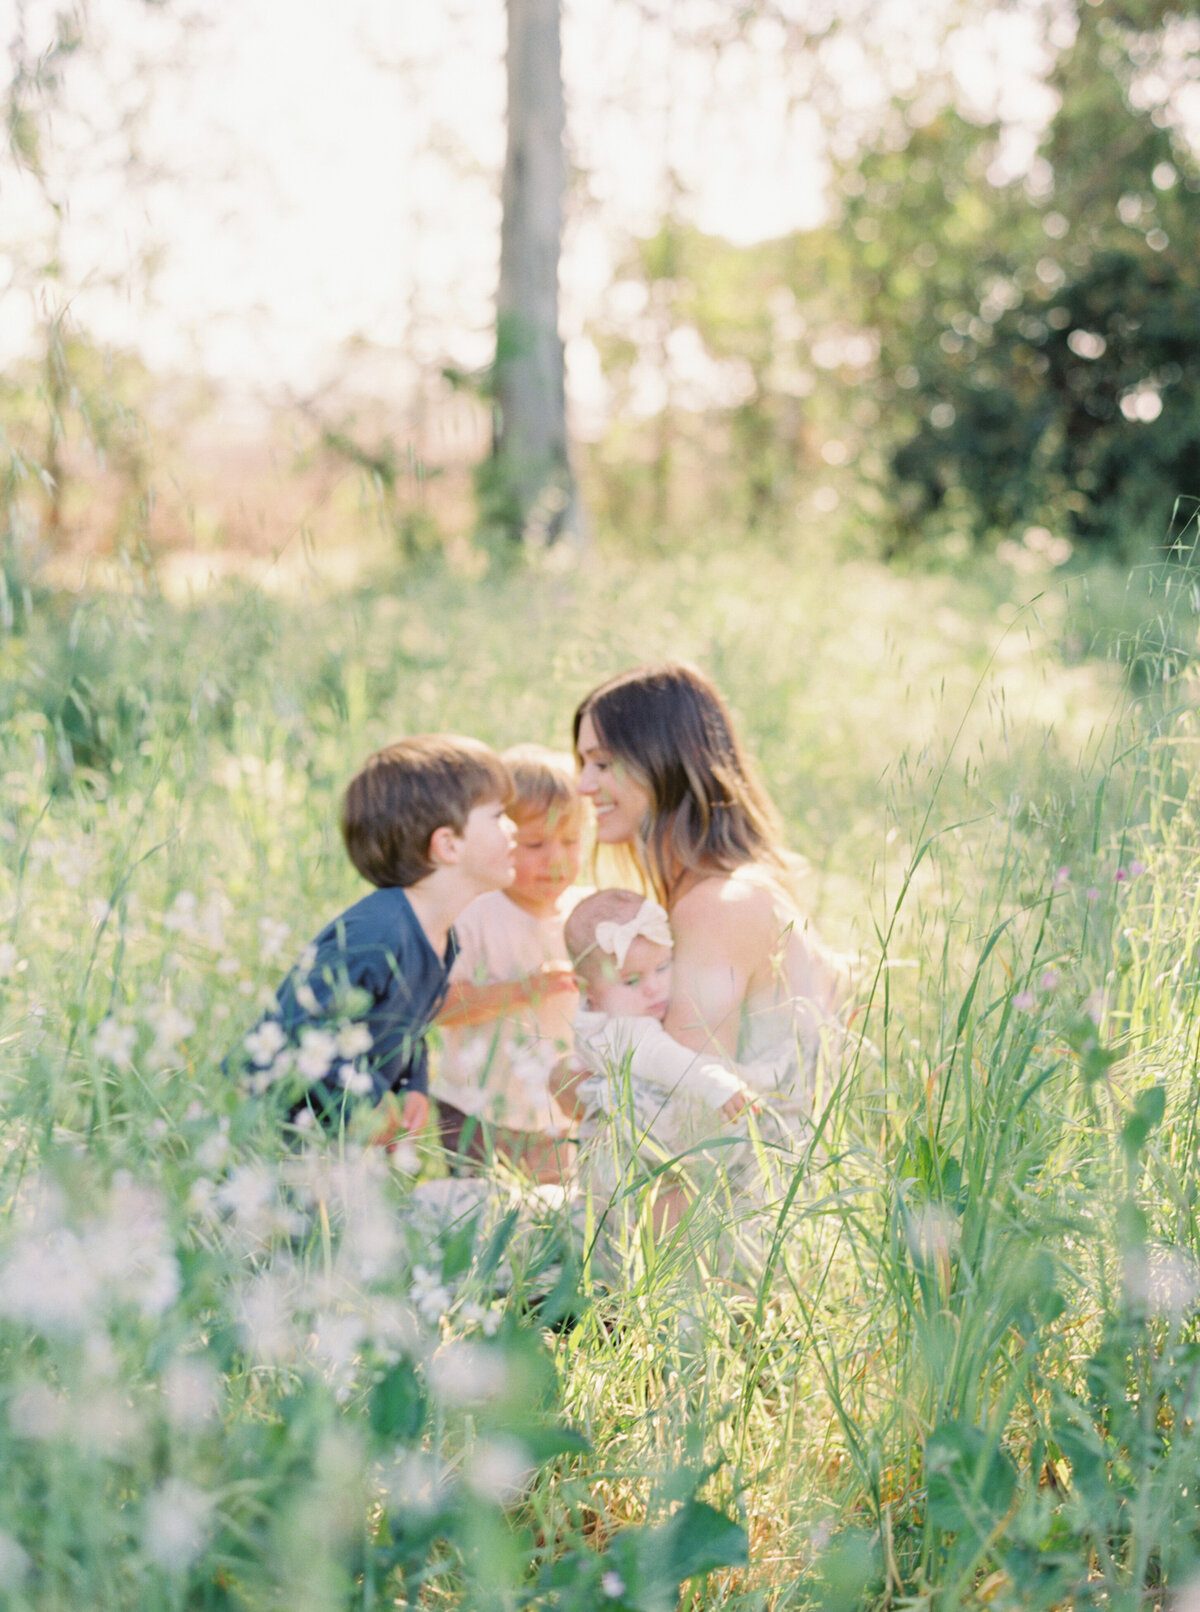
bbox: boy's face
[454,798,517,893]
[508,803,582,917]
[587,936,673,1021]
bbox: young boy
[232,735,515,1143]
[433,745,585,1182]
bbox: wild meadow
[3,525,1200,1612]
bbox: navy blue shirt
[235,887,457,1123]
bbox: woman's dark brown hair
[573,661,784,903]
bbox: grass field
[3,529,1200,1611]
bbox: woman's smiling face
[576,712,652,846]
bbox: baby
[562,889,759,1148]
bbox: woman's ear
[427,823,460,868]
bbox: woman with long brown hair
[573,661,845,1115]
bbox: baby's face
[588,936,673,1021]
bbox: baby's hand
[720,1088,756,1122]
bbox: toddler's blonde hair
[502,743,580,825]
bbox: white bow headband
[593,899,673,968]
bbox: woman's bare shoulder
[671,868,779,936]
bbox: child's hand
[400,1090,430,1136]
[536,963,578,997]
[368,1090,429,1149]
[720,1088,756,1122]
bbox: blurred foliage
[878,0,1200,556]
[585,0,1200,561]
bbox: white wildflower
[9,1382,68,1440]
[338,1063,374,1097]
[195,1123,231,1173]
[188,1177,218,1219]
[601,1571,626,1599]
[459,1302,503,1337]
[198,893,230,951]
[466,1437,532,1505]
[162,1357,221,1430]
[83,1331,120,1380]
[426,1341,507,1406]
[53,839,93,889]
[88,1182,180,1317]
[266,1048,295,1087]
[378,1452,449,1517]
[410,1265,453,1325]
[0,1224,102,1335]
[93,1016,136,1068]
[163,891,198,934]
[258,917,291,962]
[309,1312,366,1395]
[150,1005,196,1044]
[0,1529,31,1588]
[363,1297,419,1360]
[292,1107,315,1132]
[74,1386,142,1456]
[296,1027,338,1083]
[236,1269,300,1364]
[1175,1575,1200,1612]
[215,1163,277,1228]
[144,1002,196,1068]
[337,1022,373,1060]
[296,943,318,975]
[1125,1244,1200,1322]
[294,981,321,1016]
[217,956,240,977]
[388,1139,420,1174]
[89,898,112,925]
[0,941,19,978]
[142,1479,214,1574]
[244,1019,287,1068]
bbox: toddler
[433,745,586,1181]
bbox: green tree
[875,0,1200,555]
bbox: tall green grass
[2,533,1200,1609]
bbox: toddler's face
[588,936,673,1021]
[508,804,583,916]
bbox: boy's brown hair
[341,735,513,888]
[502,743,580,824]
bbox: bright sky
[0,0,1066,403]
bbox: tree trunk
[491,0,583,547]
